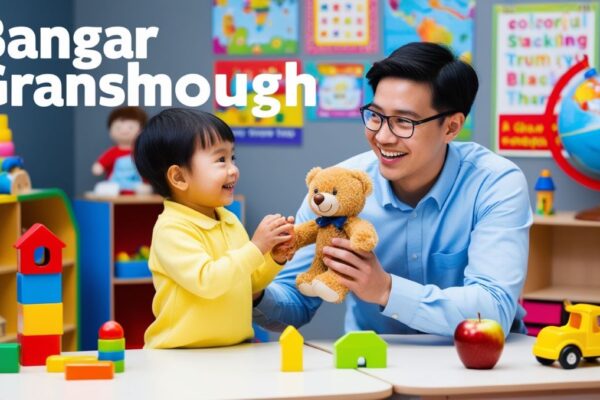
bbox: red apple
[454,313,504,369]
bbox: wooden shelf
[533,212,600,227]
[0,324,76,344]
[83,193,164,204]
[114,277,153,285]
[524,286,600,304]
[0,265,16,275]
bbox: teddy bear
[293,166,378,303]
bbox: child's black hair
[134,108,235,197]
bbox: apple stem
[478,312,481,322]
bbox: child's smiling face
[174,139,239,218]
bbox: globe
[557,68,600,178]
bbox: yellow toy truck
[533,301,600,369]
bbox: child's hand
[252,214,293,255]
[271,217,296,264]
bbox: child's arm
[153,222,267,299]
[250,253,286,293]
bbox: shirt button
[392,314,399,320]
[411,253,418,260]
[410,211,417,219]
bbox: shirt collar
[163,200,237,229]
[374,143,461,211]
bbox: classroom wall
[72,0,600,339]
[0,0,74,195]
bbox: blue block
[98,350,125,361]
[17,273,62,304]
[114,260,151,278]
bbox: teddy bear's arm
[294,220,320,249]
[344,217,378,252]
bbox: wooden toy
[534,169,556,215]
[17,273,62,304]
[533,301,600,369]
[14,223,66,275]
[98,321,125,373]
[65,362,114,380]
[0,169,31,195]
[18,334,61,366]
[0,343,20,373]
[334,331,387,369]
[279,325,303,372]
[46,355,98,372]
[15,224,65,365]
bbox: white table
[0,342,392,400]
[308,334,600,399]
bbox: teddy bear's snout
[313,193,325,205]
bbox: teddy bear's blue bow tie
[316,216,347,230]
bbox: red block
[18,334,61,366]
[14,223,66,275]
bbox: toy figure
[92,106,150,195]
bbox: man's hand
[323,238,391,306]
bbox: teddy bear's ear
[351,170,373,196]
[305,167,322,186]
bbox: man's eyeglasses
[359,105,456,139]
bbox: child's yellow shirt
[144,200,283,349]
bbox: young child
[134,108,294,349]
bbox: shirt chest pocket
[428,247,468,287]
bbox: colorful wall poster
[305,0,379,54]
[214,60,303,145]
[383,0,474,59]
[306,62,372,120]
[492,3,598,156]
[383,0,475,141]
[212,0,299,55]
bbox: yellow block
[18,303,63,335]
[0,115,8,129]
[46,355,98,372]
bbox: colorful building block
[334,331,387,369]
[113,359,125,373]
[17,273,62,304]
[98,350,125,362]
[18,334,61,366]
[18,303,63,335]
[65,362,114,380]
[534,169,556,216]
[279,325,303,372]
[98,320,124,339]
[0,343,20,373]
[14,223,66,275]
[98,338,126,352]
[46,355,98,372]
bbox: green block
[0,343,20,373]
[113,359,125,373]
[333,331,387,369]
[98,338,125,352]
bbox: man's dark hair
[134,108,235,198]
[107,106,148,128]
[366,42,479,117]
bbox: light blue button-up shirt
[254,142,533,337]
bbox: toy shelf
[522,212,600,333]
[0,189,80,350]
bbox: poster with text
[305,0,379,54]
[306,62,372,120]
[493,3,598,156]
[214,60,304,145]
[212,0,298,55]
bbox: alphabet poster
[492,3,598,156]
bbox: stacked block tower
[98,321,125,373]
[0,114,31,194]
[14,224,66,366]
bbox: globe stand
[575,207,600,222]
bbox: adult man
[254,42,532,337]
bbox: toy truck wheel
[558,345,581,369]
[536,356,554,366]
